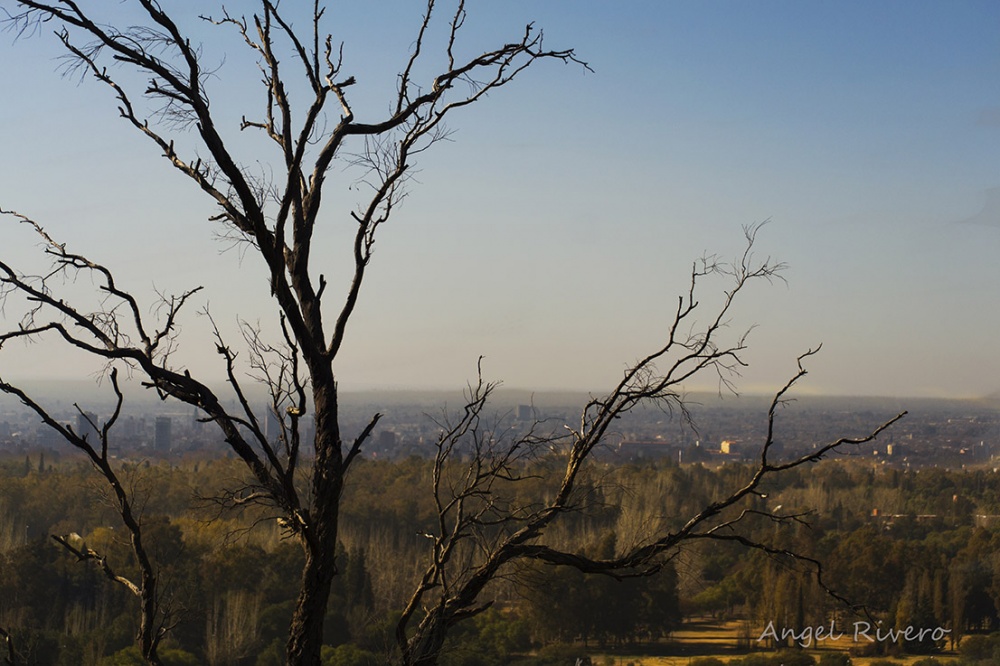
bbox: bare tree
[0,2,586,665]
[392,226,904,665]
[0,368,171,665]
[0,3,902,666]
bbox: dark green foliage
[957,632,1000,663]
[320,644,381,666]
[5,457,1000,662]
[470,609,531,659]
[259,601,297,652]
[98,646,199,666]
[734,651,815,666]
[254,640,285,666]
[522,531,680,647]
[437,609,531,666]
[770,652,816,666]
[817,653,851,666]
[824,526,906,614]
[322,547,377,648]
[515,642,590,666]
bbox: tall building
[76,412,100,443]
[154,416,172,452]
[377,429,397,450]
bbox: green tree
[100,646,200,666]
[320,644,380,666]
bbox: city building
[154,416,172,452]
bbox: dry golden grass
[589,618,961,666]
[590,654,959,666]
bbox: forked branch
[51,533,142,597]
[0,369,168,665]
[396,227,903,665]
[0,2,590,665]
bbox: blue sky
[1,1,999,399]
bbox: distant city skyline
[1,1,999,400]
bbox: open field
[590,619,961,666]
[593,650,956,666]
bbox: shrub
[959,634,998,661]
[518,643,591,665]
[735,652,815,666]
[99,647,199,666]
[773,651,816,666]
[818,653,852,666]
[320,644,380,666]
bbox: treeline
[689,462,1000,663]
[2,453,1000,664]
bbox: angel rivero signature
[757,620,951,648]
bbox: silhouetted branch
[1,1,588,658]
[52,533,142,597]
[393,226,903,665]
[345,413,382,472]
[0,367,168,665]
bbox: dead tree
[0,3,902,666]
[0,2,586,665]
[0,369,169,665]
[394,225,904,665]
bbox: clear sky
[0,1,998,399]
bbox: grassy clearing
[589,618,960,666]
[590,652,960,666]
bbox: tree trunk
[402,606,452,666]
[286,539,338,666]
[286,378,343,666]
[138,571,162,666]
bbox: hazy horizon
[0,378,994,410]
[2,2,999,402]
